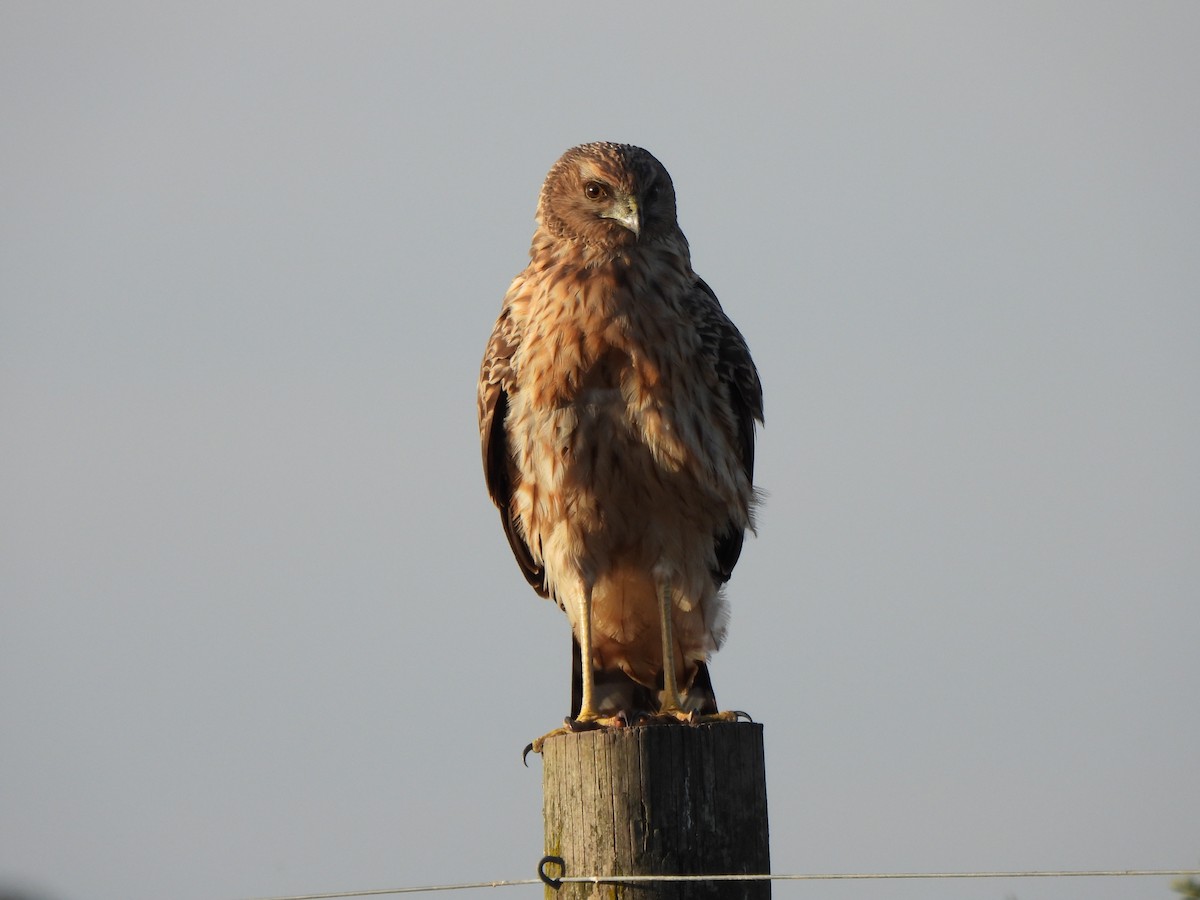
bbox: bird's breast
[509,261,743,518]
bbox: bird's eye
[583,181,607,201]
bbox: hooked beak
[604,194,641,237]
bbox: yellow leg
[576,582,599,722]
[657,578,686,715]
[522,583,618,762]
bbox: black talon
[732,709,754,723]
[522,742,535,766]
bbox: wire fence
[242,866,1200,900]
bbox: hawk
[478,142,763,745]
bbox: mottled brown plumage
[478,142,762,731]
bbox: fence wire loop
[538,855,566,890]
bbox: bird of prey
[478,142,762,747]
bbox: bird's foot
[522,713,630,765]
[706,708,754,723]
[641,708,754,727]
[642,708,697,726]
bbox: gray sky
[2,4,1197,900]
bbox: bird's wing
[478,300,549,597]
[694,276,764,582]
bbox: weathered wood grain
[541,722,770,899]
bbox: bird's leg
[575,581,600,723]
[525,582,618,761]
[656,577,691,720]
[648,577,746,728]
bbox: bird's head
[536,142,679,251]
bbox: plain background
[2,4,1197,900]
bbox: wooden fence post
[540,722,770,899]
